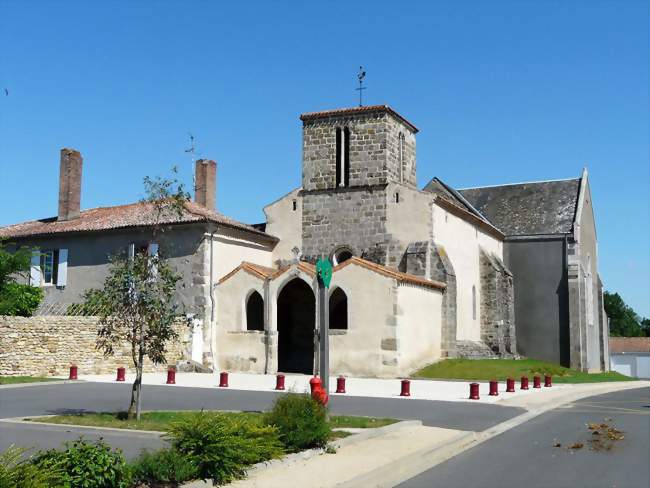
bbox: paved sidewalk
[68,371,566,404]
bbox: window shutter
[30,252,41,286]
[56,249,68,287]
[147,243,159,256]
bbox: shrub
[0,282,43,317]
[166,412,283,485]
[33,438,130,488]
[0,446,63,488]
[263,393,330,451]
[129,448,198,486]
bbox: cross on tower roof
[356,66,366,107]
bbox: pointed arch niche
[246,290,264,331]
[329,287,348,330]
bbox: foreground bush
[263,393,330,451]
[130,448,198,487]
[166,412,283,485]
[33,438,130,488]
[0,446,62,488]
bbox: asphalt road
[0,381,524,458]
[398,387,650,488]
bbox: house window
[329,287,348,330]
[40,250,58,285]
[246,291,264,331]
[335,127,350,188]
[394,192,400,203]
[292,200,297,211]
[472,285,477,320]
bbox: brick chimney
[195,159,217,210]
[58,148,83,221]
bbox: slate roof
[458,178,582,236]
[609,337,650,354]
[0,200,277,242]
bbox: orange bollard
[506,378,515,392]
[544,374,552,387]
[69,365,78,380]
[219,371,229,387]
[489,380,499,396]
[275,374,285,391]
[116,367,126,382]
[520,376,529,390]
[533,375,541,388]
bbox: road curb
[0,380,75,389]
[339,381,650,487]
[0,416,165,436]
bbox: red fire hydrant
[506,378,515,393]
[520,376,529,390]
[544,375,552,387]
[219,371,229,388]
[533,375,541,389]
[275,374,285,391]
[309,376,322,396]
[166,367,176,385]
[116,367,126,382]
[336,376,346,394]
[69,365,78,380]
[400,379,411,397]
[489,380,499,396]
[314,387,329,406]
[469,382,480,400]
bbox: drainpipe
[209,230,217,370]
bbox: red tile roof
[609,337,650,353]
[0,200,277,242]
[299,105,419,133]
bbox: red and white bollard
[336,376,346,394]
[69,365,78,380]
[544,375,552,387]
[520,376,529,390]
[400,379,411,397]
[275,374,285,391]
[489,380,499,396]
[219,371,229,388]
[533,375,541,389]
[116,367,126,382]
[166,368,176,385]
[469,382,480,400]
[506,378,515,393]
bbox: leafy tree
[89,169,190,419]
[0,240,43,316]
[604,291,645,337]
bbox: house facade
[0,105,608,375]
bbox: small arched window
[472,285,477,321]
[246,291,264,331]
[329,287,348,330]
[332,247,353,266]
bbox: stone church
[0,104,608,376]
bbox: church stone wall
[301,187,389,264]
[264,188,302,263]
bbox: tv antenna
[356,66,366,107]
[185,132,197,190]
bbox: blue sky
[1,1,648,316]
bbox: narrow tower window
[336,127,350,188]
[472,285,477,321]
[398,132,404,182]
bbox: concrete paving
[69,371,563,404]
[397,386,650,488]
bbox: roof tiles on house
[609,337,650,353]
[0,200,277,241]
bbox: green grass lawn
[0,376,59,385]
[27,411,398,433]
[413,358,636,383]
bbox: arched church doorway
[277,278,315,374]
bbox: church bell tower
[299,105,419,266]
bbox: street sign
[316,257,333,288]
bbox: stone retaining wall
[0,316,188,377]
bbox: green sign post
[316,256,332,394]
